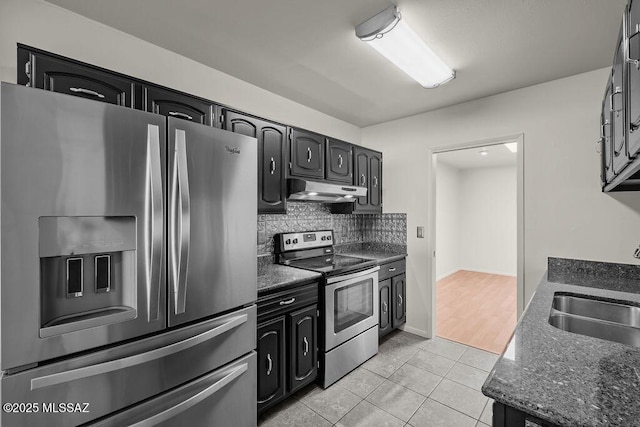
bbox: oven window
[334,279,373,333]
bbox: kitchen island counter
[482,257,640,427]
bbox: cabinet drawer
[257,282,318,323]
[378,259,406,281]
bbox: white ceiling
[45,0,627,127]
[437,143,517,170]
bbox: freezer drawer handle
[146,125,163,321]
[30,313,248,390]
[171,129,191,315]
[69,87,105,99]
[128,363,248,427]
[168,111,194,121]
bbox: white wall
[458,166,517,276]
[0,0,361,144]
[435,161,461,280]
[362,68,640,337]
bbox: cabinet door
[602,82,615,185]
[612,33,629,174]
[326,138,353,183]
[22,49,133,107]
[379,279,392,338]
[627,0,640,158]
[223,110,286,213]
[288,305,318,394]
[369,152,382,212]
[353,148,370,210]
[257,317,286,414]
[391,274,406,329]
[140,85,214,125]
[289,129,324,179]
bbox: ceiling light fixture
[504,142,518,153]
[479,149,489,156]
[355,5,455,88]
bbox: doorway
[429,135,524,354]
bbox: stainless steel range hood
[287,178,366,203]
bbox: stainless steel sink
[549,293,640,348]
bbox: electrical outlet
[634,245,640,259]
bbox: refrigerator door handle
[126,363,248,427]
[30,313,248,390]
[146,125,163,321]
[171,129,191,315]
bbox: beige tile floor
[258,331,499,427]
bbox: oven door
[324,267,379,350]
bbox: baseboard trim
[400,325,432,339]
[436,269,460,281]
[457,268,517,278]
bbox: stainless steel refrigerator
[0,82,258,426]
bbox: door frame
[427,133,525,338]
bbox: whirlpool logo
[225,146,241,155]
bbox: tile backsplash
[257,202,407,255]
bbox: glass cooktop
[287,254,376,275]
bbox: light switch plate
[417,226,424,238]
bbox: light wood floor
[436,270,517,354]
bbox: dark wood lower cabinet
[378,258,407,338]
[379,279,392,337]
[257,317,286,413]
[257,283,319,416]
[288,305,318,393]
[391,274,406,329]
[492,401,555,427]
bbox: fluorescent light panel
[357,6,454,88]
[504,142,518,153]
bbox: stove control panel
[276,230,333,252]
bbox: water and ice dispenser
[39,216,137,338]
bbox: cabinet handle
[307,147,312,162]
[360,174,366,186]
[389,267,396,272]
[168,111,194,121]
[382,301,388,314]
[398,295,403,306]
[279,297,296,306]
[303,337,309,356]
[69,87,105,99]
[338,154,343,168]
[624,11,640,68]
[270,157,276,174]
[610,87,623,113]
[266,353,273,376]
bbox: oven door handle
[326,266,380,284]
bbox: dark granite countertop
[257,260,321,295]
[336,242,407,264]
[482,258,640,427]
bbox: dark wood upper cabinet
[19,47,133,107]
[223,110,287,213]
[138,85,215,126]
[288,128,325,179]
[627,0,640,158]
[325,138,353,183]
[257,317,287,414]
[369,152,382,210]
[288,304,317,394]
